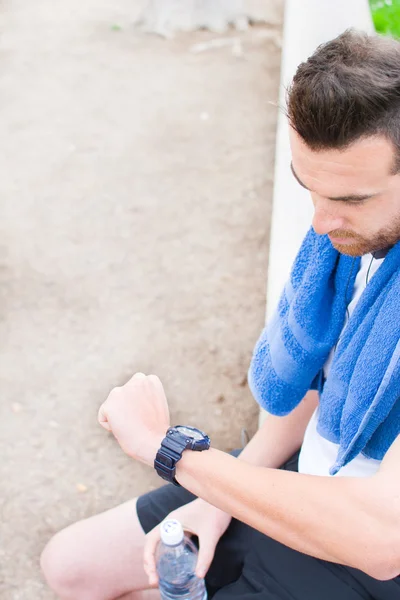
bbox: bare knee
[40,527,93,600]
[40,498,149,600]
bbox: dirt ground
[0,1,282,597]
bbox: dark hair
[287,29,400,173]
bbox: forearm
[175,447,393,578]
[238,390,318,468]
[101,373,400,580]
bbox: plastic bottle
[156,519,208,600]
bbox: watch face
[175,426,204,440]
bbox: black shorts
[137,452,400,600]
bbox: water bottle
[156,519,208,600]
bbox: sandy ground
[0,1,282,597]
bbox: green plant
[369,0,400,38]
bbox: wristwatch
[154,426,211,486]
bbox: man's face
[289,128,400,256]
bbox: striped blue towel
[249,228,400,474]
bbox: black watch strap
[155,427,210,486]
[154,433,188,486]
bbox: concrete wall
[260,0,374,423]
[267,0,374,319]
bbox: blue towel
[249,228,400,474]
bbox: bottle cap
[160,519,184,546]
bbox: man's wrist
[150,433,166,464]
[175,444,212,485]
[127,432,166,466]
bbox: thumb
[98,403,112,431]
[143,526,161,587]
[195,532,219,579]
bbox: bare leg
[41,498,158,600]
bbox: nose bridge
[312,195,344,234]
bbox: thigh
[140,450,366,600]
[212,531,373,600]
[204,451,369,600]
[136,481,197,534]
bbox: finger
[124,372,147,390]
[147,374,167,395]
[97,404,112,431]
[143,526,162,586]
[147,375,170,419]
[196,534,219,579]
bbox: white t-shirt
[298,253,385,478]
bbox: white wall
[259,1,374,424]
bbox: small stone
[216,394,225,404]
[76,483,88,493]
[238,374,248,387]
[200,112,209,121]
[11,402,23,413]
[214,408,223,416]
[49,420,59,428]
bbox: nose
[312,197,345,236]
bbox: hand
[98,372,170,466]
[143,498,232,585]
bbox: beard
[328,217,400,256]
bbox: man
[41,29,400,600]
